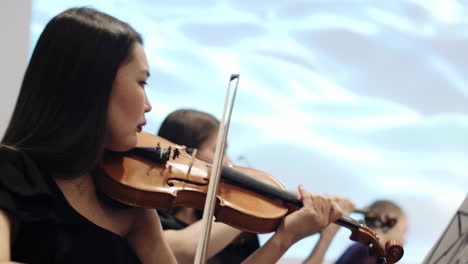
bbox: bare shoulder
[0,209,11,226]
[0,145,18,151]
[56,174,142,237]
[126,208,177,264]
[128,207,161,235]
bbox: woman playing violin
[0,7,343,264]
[0,7,173,264]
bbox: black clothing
[336,242,375,264]
[158,209,260,264]
[0,147,141,264]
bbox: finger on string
[299,185,320,212]
[329,199,343,221]
[321,196,332,214]
[297,184,307,202]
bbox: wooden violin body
[96,132,290,233]
[95,132,404,263]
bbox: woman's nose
[144,93,152,113]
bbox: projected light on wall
[31,0,468,263]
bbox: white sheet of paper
[423,195,468,264]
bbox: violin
[95,132,404,264]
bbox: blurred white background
[30,0,468,263]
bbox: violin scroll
[385,240,404,264]
[346,219,403,264]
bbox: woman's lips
[137,121,146,132]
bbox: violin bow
[194,74,240,263]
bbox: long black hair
[1,7,142,176]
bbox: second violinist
[335,200,408,264]
[153,109,359,264]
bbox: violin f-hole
[167,177,209,187]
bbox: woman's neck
[54,173,93,197]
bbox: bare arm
[242,185,343,264]
[164,219,242,264]
[126,209,177,264]
[0,210,11,261]
[0,210,20,264]
[303,196,355,264]
[303,224,340,264]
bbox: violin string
[134,142,400,261]
[186,148,197,180]
[174,148,394,234]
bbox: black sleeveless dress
[0,147,141,264]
